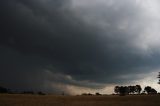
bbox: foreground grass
[0,94,160,106]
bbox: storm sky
[1,0,160,94]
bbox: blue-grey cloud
[0,0,160,93]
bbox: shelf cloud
[0,0,160,94]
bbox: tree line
[0,85,159,96]
[114,85,157,96]
[0,86,45,95]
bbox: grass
[0,94,160,106]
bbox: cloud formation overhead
[1,0,160,94]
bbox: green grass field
[0,94,160,106]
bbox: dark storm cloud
[0,0,160,93]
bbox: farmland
[0,94,160,106]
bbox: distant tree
[144,86,151,94]
[88,93,93,96]
[128,86,136,94]
[22,91,34,94]
[95,92,101,96]
[119,86,129,96]
[38,91,45,95]
[114,86,130,96]
[135,85,142,94]
[81,93,93,96]
[125,86,130,95]
[144,86,157,94]
[114,86,120,94]
[150,89,157,94]
[114,85,143,96]
[158,72,160,84]
[0,86,8,93]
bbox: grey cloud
[0,0,160,93]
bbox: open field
[0,94,160,106]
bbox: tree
[135,85,142,94]
[144,86,157,94]
[114,86,120,94]
[158,72,160,84]
[38,91,45,95]
[115,86,129,95]
[128,86,136,94]
[0,86,8,93]
[150,89,157,94]
[114,85,143,96]
[118,86,129,96]
[95,92,101,96]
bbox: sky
[0,0,160,95]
